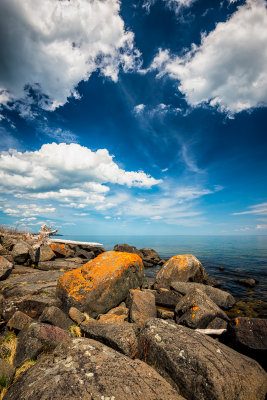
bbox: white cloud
[150,0,267,114]
[134,104,146,114]
[0,142,161,212]
[73,213,89,216]
[233,202,267,215]
[0,0,140,111]
[3,204,55,217]
[150,215,163,220]
[143,0,197,13]
[134,103,181,117]
[104,216,112,219]
[256,224,267,230]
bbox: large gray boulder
[57,251,144,318]
[11,241,30,264]
[175,288,229,329]
[80,320,139,358]
[4,337,185,400]
[171,281,235,310]
[154,254,208,289]
[13,322,70,368]
[139,318,267,400]
[113,243,143,259]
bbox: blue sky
[0,0,266,235]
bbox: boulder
[140,248,161,267]
[30,245,55,264]
[153,288,183,309]
[175,288,229,329]
[75,249,95,260]
[49,243,74,258]
[113,243,143,258]
[39,306,73,331]
[11,241,30,264]
[154,254,208,289]
[0,359,15,386]
[128,289,157,327]
[157,308,175,320]
[0,256,13,281]
[139,318,267,400]
[13,322,70,368]
[106,302,129,317]
[56,251,144,318]
[226,317,267,370]
[7,311,33,331]
[206,317,228,330]
[80,321,139,358]
[68,307,86,325]
[37,257,86,271]
[171,281,235,310]
[235,278,258,288]
[4,337,184,400]
[98,314,127,323]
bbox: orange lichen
[98,314,126,323]
[51,243,66,251]
[235,317,239,326]
[57,251,143,303]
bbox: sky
[0,0,266,236]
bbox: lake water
[60,234,267,318]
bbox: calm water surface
[60,235,267,317]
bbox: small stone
[69,307,86,325]
[7,311,33,331]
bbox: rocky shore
[0,232,266,399]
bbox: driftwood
[195,328,227,335]
[51,238,103,246]
[32,225,59,249]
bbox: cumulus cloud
[0,142,161,211]
[3,204,55,217]
[134,103,181,117]
[256,224,267,230]
[233,202,267,215]
[150,0,267,114]
[0,0,140,111]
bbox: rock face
[139,318,267,400]
[175,288,229,329]
[139,248,161,267]
[4,337,185,400]
[30,244,56,263]
[154,254,208,289]
[80,321,139,358]
[113,243,143,259]
[226,317,267,369]
[11,241,30,264]
[13,322,70,368]
[128,289,157,327]
[171,281,235,310]
[39,306,73,331]
[0,256,13,280]
[57,251,144,318]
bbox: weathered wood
[195,328,227,335]
[50,238,103,246]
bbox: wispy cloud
[233,202,267,215]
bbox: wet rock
[37,257,85,271]
[39,306,73,331]
[7,311,33,331]
[171,281,235,310]
[0,256,13,281]
[113,243,143,258]
[175,288,229,329]
[49,243,74,258]
[11,241,30,264]
[128,289,157,327]
[235,278,258,288]
[80,321,139,358]
[57,251,144,318]
[139,318,267,400]
[0,359,15,386]
[4,337,184,400]
[226,317,267,370]
[154,254,208,289]
[13,322,70,368]
[68,307,85,325]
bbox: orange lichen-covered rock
[154,254,208,289]
[50,243,74,258]
[56,251,144,318]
